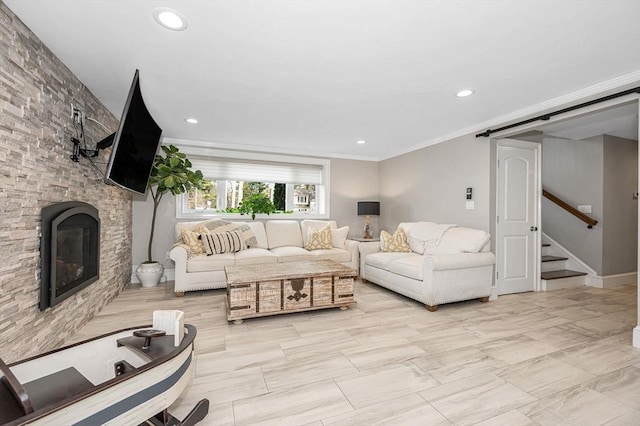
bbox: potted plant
[238,193,277,220]
[136,145,204,287]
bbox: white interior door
[497,139,540,294]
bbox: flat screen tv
[102,69,162,195]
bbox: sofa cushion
[380,227,411,252]
[270,246,314,262]
[234,248,278,265]
[202,231,245,255]
[305,225,333,250]
[310,248,351,263]
[232,221,266,249]
[386,254,424,280]
[186,253,235,272]
[428,227,491,255]
[266,221,303,248]
[365,252,413,270]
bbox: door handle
[530,226,538,231]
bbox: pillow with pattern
[202,230,245,255]
[179,224,209,255]
[199,219,258,249]
[305,225,333,250]
[380,227,411,252]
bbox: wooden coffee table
[225,260,357,323]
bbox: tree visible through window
[178,153,329,219]
[186,181,317,214]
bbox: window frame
[175,147,331,220]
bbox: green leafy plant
[238,193,277,220]
[147,145,204,262]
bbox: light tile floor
[70,280,640,425]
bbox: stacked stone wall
[0,2,132,362]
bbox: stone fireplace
[40,202,100,310]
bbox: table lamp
[357,201,380,239]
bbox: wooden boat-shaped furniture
[0,324,208,425]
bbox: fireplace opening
[40,202,100,310]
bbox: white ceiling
[5,0,640,160]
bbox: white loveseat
[359,222,495,311]
[169,219,358,296]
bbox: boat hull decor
[0,324,208,426]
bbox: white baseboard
[489,285,498,301]
[130,266,175,284]
[586,272,637,289]
[634,326,640,348]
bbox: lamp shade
[357,201,380,216]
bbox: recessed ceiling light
[153,8,188,31]
[456,89,474,98]
[185,118,198,124]
[356,140,366,144]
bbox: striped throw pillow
[202,231,245,255]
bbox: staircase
[540,242,588,291]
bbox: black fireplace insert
[40,202,100,310]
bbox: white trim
[541,275,586,291]
[633,326,640,348]
[541,232,597,277]
[587,272,638,289]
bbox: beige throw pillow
[380,227,411,252]
[180,225,209,255]
[305,226,333,250]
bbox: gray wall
[542,134,638,276]
[378,133,492,234]
[542,136,604,273]
[603,135,638,275]
[131,156,379,267]
[0,3,132,363]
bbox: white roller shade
[190,158,324,185]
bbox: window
[177,153,330,219]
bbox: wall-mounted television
[102,69,162,195]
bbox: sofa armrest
[358,241,381,278]
[424,251,496,271]
[170,245,189,293]
[343,239,360,274]
[358,241,381,256]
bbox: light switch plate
[577,205,592,214]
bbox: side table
[349,237,380,242]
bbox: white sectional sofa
[359,222,496,311]
[169,219,358,296]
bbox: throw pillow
[202,230,245,255]
[305,226,333,250]
[380,227,411,252]
[331,226,349,249]
[180,228,205,255]
[230,223,259,249]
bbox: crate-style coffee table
[225,260,357,323]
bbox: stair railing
[542,189,598,229]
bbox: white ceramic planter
[136,262,164,288]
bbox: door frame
[495,138,542,293]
